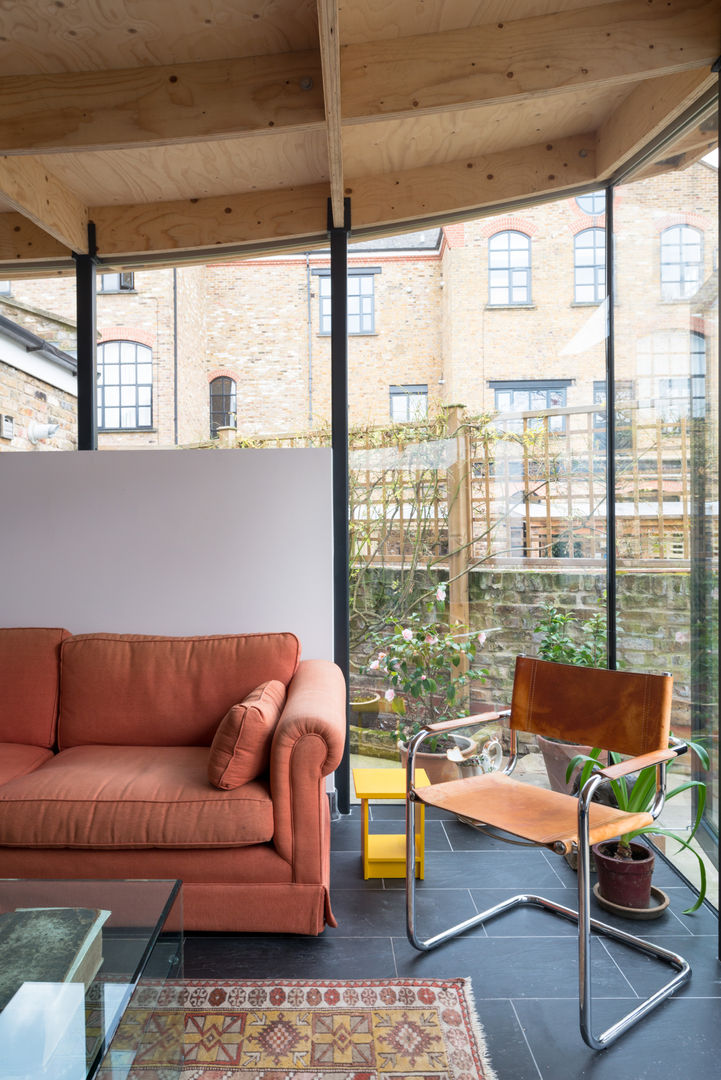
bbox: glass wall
[613,129,718,902]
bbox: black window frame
[487,230,532,306]
[97,340,153,431]
[209,376,238,438]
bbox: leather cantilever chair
[405,655,691,1050]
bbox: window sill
[99,427,156,434]
[318,332,378,337]
[99,289,137,295]
[570,300,605,307]
[485,304,536,311]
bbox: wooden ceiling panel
[0,1,716,268]
[338,0,621,44]
[34,130,330,207]
[342,86,625,176]
[0,0,319,76]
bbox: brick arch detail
[656,212,708,234]
[479,216,538,238]
[208,368,238,383]
[98,326,155,348]
[569,218,606,236]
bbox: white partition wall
[0,448,333,659]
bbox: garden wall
[351,567,699,756]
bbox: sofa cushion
[0,744,55,786]
[209,680,286,789]
[58,632,300,749]
[0,627,71,747]
[0,746,274,849]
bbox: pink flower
[401,628,413,641]
[377,651,386,660]
[421,674,426,680]
[384,688,395,702]
[369,659,380,670]
[477,632,487,646]
[436,585,446,601]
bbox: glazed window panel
[97,341,153,431]
[660,225,704,301]
[319,272,375,334]
[209,376,237,438]
[390,384,428,422]
[488,231,531,305]
[574,228,606,303]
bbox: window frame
[389,384,429,422]
[97,340,153,431]
[99,271,135,293]
[575,191,606,215]
[209,376,238,438]
[490,379,571,432]
[659,224,704,302]
[487,230,532,306]
[314,267,380,335]
[574,227,606,304]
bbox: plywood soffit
[0,0,716,269]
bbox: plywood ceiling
[0,0,717,272]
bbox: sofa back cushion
[0,627,71,747]
[58,632,300,748]
[208,680,286,789]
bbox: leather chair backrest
[509,655,672,757]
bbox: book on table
[0,906,111,1012]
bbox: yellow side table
[352,767,429,880]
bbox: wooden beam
[597,67,717,177]
[317,0,344,228]
[90,134,595,258]
[91,183,332,257]
[346,135,597,231]
[341,0,720,124]
[0,156,89,252]
[0,212,72,266]
[0,51,325,154]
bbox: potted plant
[361,584,494,782]
[533,598,609,792]
[568,742,709,916]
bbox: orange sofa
[0,627,346,933]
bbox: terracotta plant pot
[536,734,596,794]
[398,737,475,785]
[592,840,655,910]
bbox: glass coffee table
[0,879,182,1080]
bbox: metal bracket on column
[72,222,99,451]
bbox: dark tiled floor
[184,804,721,1080]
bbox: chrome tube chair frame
[405,657,691,1051]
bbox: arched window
[660,225,703,301]
[488,231,531,305]
[574,228,605,303]
[209,376,237,437]
[97,340,152,430]
[637,330,706,421]
[575,191,605,215]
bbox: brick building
[0,160,716,452]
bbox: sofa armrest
[270,659,346,871]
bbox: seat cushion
[208,680,286,789]
[0,744,55,786]
[0,746,274,849]
[0,627,71,747]
[58,631,300,748]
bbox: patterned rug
[99,978,497,1080]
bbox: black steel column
[73,222,98,451]
[605,187,617,669]
[715,55,720,961]
[330,198,351,814]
